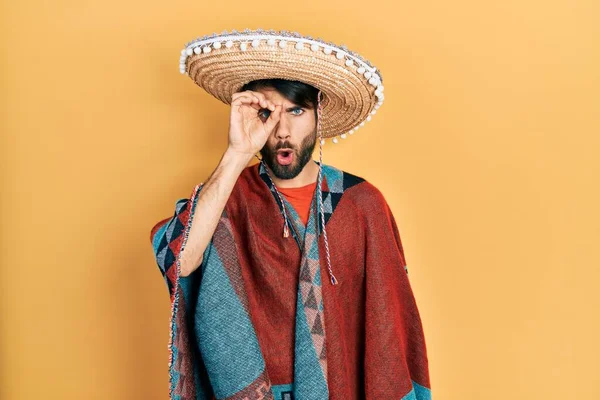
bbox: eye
[291,108,304,116]
[258,108,271,120]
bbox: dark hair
[240,79,323,119]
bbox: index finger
[238,90,275,111]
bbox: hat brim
[181,32,384,139]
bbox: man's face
[257,88,317,180]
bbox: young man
[150,29,431,400]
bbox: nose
[274,112,291,140]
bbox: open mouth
[276,149,294,166]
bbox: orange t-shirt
[275,181,318,226]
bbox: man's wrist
[221,147,254,171]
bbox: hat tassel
[283,222,290,238]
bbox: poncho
[150,161,431,400]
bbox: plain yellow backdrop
[1,0,599,399]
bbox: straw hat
[178,29,385,142]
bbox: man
[150,29,431,400]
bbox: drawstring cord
[254,89,338,286]
[315,91,338,285]
[258,160,292,238]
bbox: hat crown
[182,28,381,81]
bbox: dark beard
[260,131,317,180]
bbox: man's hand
[227,90,282,157]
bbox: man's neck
[269,159,320,189]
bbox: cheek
[294,114,316,132]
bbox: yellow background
[2,0,599,399]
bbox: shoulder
[323,164,388,209]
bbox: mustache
[274,142,296,151]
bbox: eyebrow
[285,105,304,112]
[261,105,309,112]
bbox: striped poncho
[150,161,431,400]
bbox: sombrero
[178,28,385,143]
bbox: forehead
[255,88,297,106]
